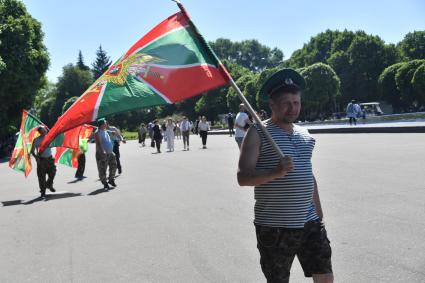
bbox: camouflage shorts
[255,220,332,282]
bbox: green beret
[259,68,305,99]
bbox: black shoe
[103,182,110,190]
[49,187,56,192]
[108,180,117,187]
[40,191,46,198]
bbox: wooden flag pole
[173,0,285,158]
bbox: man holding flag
[94,119,117,190]
[31,126,56,198]
[237,69,333,282]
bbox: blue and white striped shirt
[254,119,319,228]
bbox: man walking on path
[180,116,192,151]
[235,104,250,149]
[346,99,361,126]
[31,126,56,198]
[138,123,147,147]
[94,119,117,190]
[237,69,333,283]
[227,113,235,137]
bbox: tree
[33,80,56,115]
[378,63,405,112]
[0,0,49,139]
[255,67,279,110]
[398,31,425,60]
[194,60,251,120]
[412,63,425,103]
[195,87,228,121]
[395,60,425,109]
[284,30,399,106]
[77,50,90,71]
[345,34,397,103]
[0,56,5,74]
[299,63,341,120]
[39,97,56,127]
[92,45,112,80]
[210,38,283,72]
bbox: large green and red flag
[9,110,44,176]
[40,5,231,152]
[54,124,94,168]
[50,124,95,150]
[54,147,80,168]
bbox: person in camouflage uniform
[94,119,117,190]
[31,126,57,198]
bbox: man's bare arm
[94,132,105,154]
[30,141,38,159]
[237,127,293,186]
[313,175,324,219]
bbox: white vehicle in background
[359,102,384,117]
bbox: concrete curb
[209,126,425,135]
[308,126,425,134]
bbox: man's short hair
[37,126,45,133]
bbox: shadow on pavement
[67,176,88,184]
[88,187,115,196]
[1,200,23,206]
[24,192,82,204]
[1,192,82,206]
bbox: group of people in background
[138,115,211,153]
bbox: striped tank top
[254,119,319,228]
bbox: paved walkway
[1,134,424,282]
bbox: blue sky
[22,0,425,82]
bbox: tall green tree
[285,30,399,105]
[255,67,279,110]
[77,50,90,71]
[398,31,425,60]
[195,60,251,120]
[378,63,406,112]
[395,60,425,109]
[299,63,341,120]
[92,45,112,80]
[210,38,283,72]
[0,0,49,138]
[412,63,425,102]
[0,56,5,73]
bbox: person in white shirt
[180,116,192,151]
[235,103,251,149]
[198,116,210,149]
[346,99,361,126]
[165,119,175,152]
